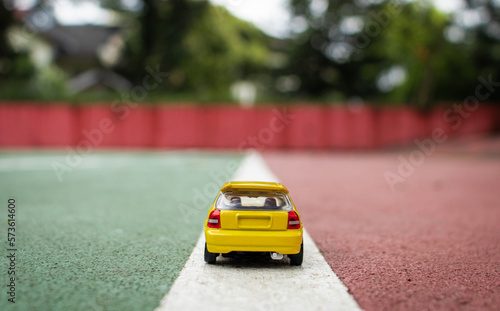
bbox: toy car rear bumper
[204,227,303,254]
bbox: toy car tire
[204,243,218,264]
[289,242,303,266]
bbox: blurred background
[1,2,500,310]
[0,0,499,148]
[0,0,499,106]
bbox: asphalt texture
[265,137,500,311]
[0,151,241,311]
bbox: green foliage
[286,0,500,108]
[117,0,271,100]
[0,3,14,58]
[31,65,70,99]
[0,62,69,100]
[1,0,499,105]
[178,5,270,96]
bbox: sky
[210,0,466,38]
[12,0,467,38]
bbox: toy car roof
[220,181,289,194]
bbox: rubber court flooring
[1,137,500,311]
[265,138,500,311]
[0,151,242,311]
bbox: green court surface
[0,151,242,311]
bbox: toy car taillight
[205,182,303,265]
[287,211,300,229]
[207,209,220,228]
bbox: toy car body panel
[204,181,303,265]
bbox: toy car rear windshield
[216,191,292,211]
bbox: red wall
[0,103,498,149]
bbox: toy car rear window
[216,191,292,211]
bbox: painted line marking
[231,150,280,182]
[155,151,362,311]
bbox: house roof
[40,25,120,57]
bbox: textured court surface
[265,138,500,311]
[1,136,499,311]
[156,152,361,311]
[0,151,241,311]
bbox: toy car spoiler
[221,181,289,194]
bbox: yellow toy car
[204,181,303,265]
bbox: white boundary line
[155,152,362,311]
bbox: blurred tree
[111,0,271,100]
[366,3,478,108]
[0,3,13,59]
[0,2,41,99]
[285,0,500,108]
[0,0,272,101]
[2,0,499,103]
[0,4,36,81]
[462,0,500,101]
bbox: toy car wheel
[204,243,218,264]
[289,242,303,266]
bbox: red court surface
[265,136,500,311]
